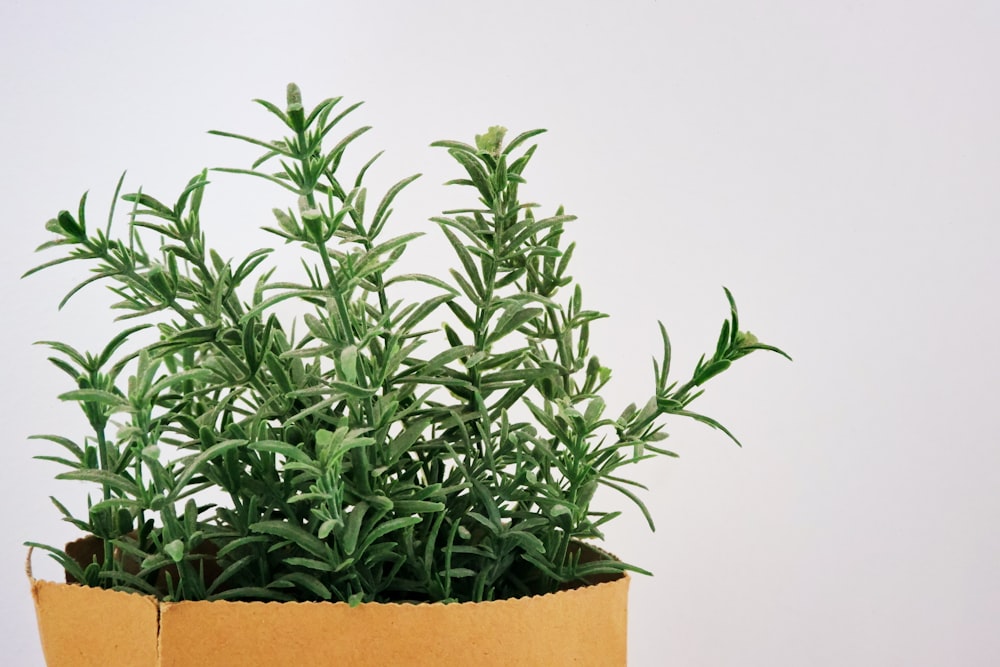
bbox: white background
[2,1,998,665]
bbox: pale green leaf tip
[164,539,185,563]
[298,196,321,220]
[475,126,507,157]
[735,330,759,347]
[286,82,303,112]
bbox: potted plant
[25,84,788,666]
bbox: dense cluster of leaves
[26,84,788,604]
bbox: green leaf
[285,396,341,425]
[599,478,655,531]
[357,516,422,554]
[353,150,383,188]
[327,380,376,398]
[372,175,421,236]
[87,497,144,514]
[584,397,605,425]
[151,325,220,350]
[147,368,215,398]
[523,398,564,440]
[56,469,139,496]
[276,572,332,600]
[322,125,372,173]
[99,570,161,596]
[448,149,493,202]
[57,389,126,408]
[249,440,313,465]
[383,273,458,295]
[654,321,672,389]
[674,408,743,447]
[488,307,543,344]
[318,519,339,540]
[741,342,793,361]
[212,167,302,195]
[96,324,152,368]
[56,210,83,238]
[215,535,271,560]
[208,130,295,158]
[391,500,445,514]
[439,567,477,579]
[503,529,546,555]
[430,139,477,153]
[400,293,454,331]
[715,319,731,359]
[168,440,246,500]
[445,301,476,330]
[122,191,173,216]
[502,128,547,155]
[207,555,256,594]
[465,510,500,536]
[250,520,330,560]
[25,542,88,584]
[362,231,423,264]
[694,360,732,385]
[33,455,81,470]
[480,367,556,385]
[341,501,369,555]
[424,345,476,371]
[505,214,574,251]
[723,286,739,341]
[164,539,185,563]
[174,171,209,217]
[439,226,485,298]
[521,552,563,582]
[282,557,334,573]
[29,434,85,459]
[387,419,430,461]
[448,270,484,307]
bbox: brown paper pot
[29,537,630,666]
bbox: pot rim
[26,537,629,609]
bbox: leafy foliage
[25,84,789,603]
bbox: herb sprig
[25,84,789,604]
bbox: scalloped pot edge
[27,539,629,667]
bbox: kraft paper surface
[28,543,629,666]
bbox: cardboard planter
[29,536,630,666]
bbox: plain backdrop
[2,1,998,665]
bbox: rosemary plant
[25,84,788,604]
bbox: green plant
[25,84,789,604]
